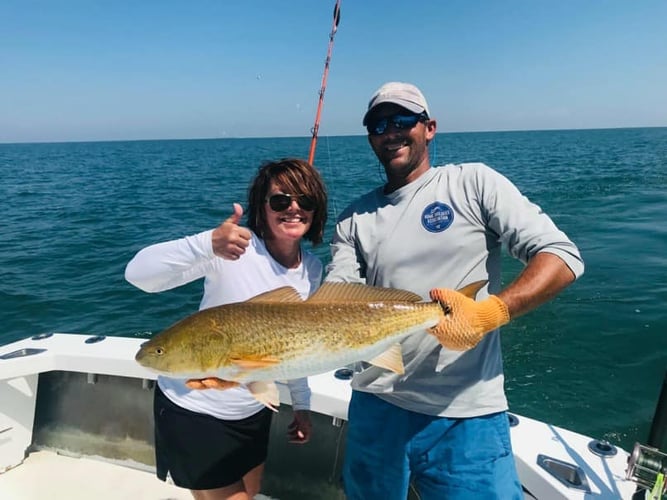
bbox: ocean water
[1,127,666,453]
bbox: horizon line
[1,125,665,147]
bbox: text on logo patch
[421,202,454,233]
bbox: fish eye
[155,347,164,356]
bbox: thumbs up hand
[212,203,252,260]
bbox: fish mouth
[135,348,144,362]
[135,350,148,365]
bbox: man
[325,82,584,499]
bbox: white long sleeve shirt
[126,229,321,420]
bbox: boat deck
[0,450,192,500]
[0,334,641,500]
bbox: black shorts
[153,384,273,490]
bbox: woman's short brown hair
[247,158,328,245]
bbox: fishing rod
[307,0,341,166]
[627,370,667,499]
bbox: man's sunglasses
[366,112,429,136]
[266,193,316,212]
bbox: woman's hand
[212,203,252,260]
[185,378,240,390]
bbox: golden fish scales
[172,300,444,364]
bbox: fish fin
[307,282,423,303]
[367,344,405,375]
[247,381,280,412]
[230,356,282,369]
[456,280,487,299]
[246,286,304,303]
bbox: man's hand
[287,410,312,444]
[212,203,252,260]
[428,287,510,350]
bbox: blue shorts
[342,391,523,500]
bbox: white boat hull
[0,333,638,499]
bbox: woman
[125,158,328,500]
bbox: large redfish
[135,281,485,408]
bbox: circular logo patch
[421,202,454,233]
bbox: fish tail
[427,281,488,350]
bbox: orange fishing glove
[428,288,510,350]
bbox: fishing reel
[626,443,667,498]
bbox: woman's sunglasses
[366,112,429,136]
[266,193,316,212]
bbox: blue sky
[2,0,666,143]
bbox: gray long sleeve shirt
[326,163,584,417]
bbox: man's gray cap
[362,82,430,125]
